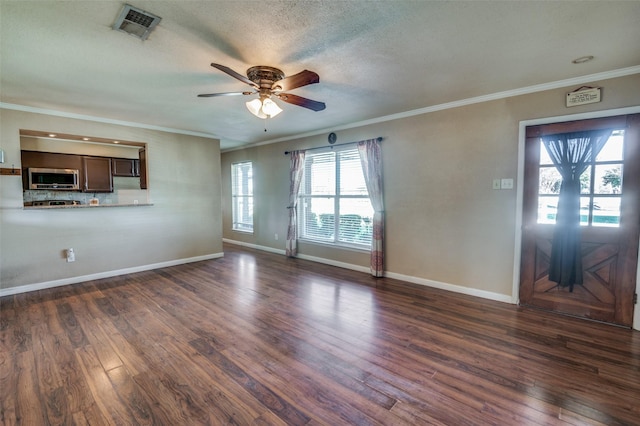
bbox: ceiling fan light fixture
[262,98,283,117]
[201,63,325,116]
[246,98,267,119]
[246,97,282,119]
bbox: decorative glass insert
[536,130,624,227]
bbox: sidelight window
[231,161,253,232]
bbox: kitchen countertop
[24,203,153,209]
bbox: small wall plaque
[566,87,601,108]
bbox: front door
[519,114,640,327]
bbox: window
[298,148,373,248]
[231,162,253,232]
[537,130,624,227]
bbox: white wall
[0,108,223,293]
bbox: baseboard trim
[223,238,286,255]
[223,238,513,304]
[296,253,371,274]
[4,240,514,305]
[384,271,513,304]
[223,238,371,273]
[0,252,225,297]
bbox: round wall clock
[328,132,337,144]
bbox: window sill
[232,229,254,235]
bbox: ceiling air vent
[113,4,161,40]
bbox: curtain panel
[358,139,385,277]
[541,129,613,291]
[286,150,306,257]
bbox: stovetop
[31,200,82,206]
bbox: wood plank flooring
[1,243,639,425]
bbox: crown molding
[3,65,639,152]
[224,65,640,152]
[0,102,220,140]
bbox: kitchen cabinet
[21,151,82,169]
[83,156,113,192]
[21,149,147,192]
[139,148,148,189]
[112,158,140,177]
[21,151,82,189]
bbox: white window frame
[298,147,372,250]
[231,161,253,233]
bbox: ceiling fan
[198,63,326,119]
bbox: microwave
[28,167,80,190]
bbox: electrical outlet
[66,248,75,262]
[501,178,514,190]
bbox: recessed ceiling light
[48,133,57,137]
[572,55,594,64]
[113,141,120,144]
[83,137,90,141]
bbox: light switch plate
[501,178,514,189]
[492,179,501,190]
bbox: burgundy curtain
[358,139,384,277]
[286,150,306,257]
[541,129,612,291]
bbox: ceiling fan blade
[271,70,319,92]
[276,93,326,111]
[210,63,259,88]
[198,91,254,97]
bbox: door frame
[513,105,640,330]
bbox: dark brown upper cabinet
[112,158,140,177]
[83,156,113,192]
[139,148,148,189]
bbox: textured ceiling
[1,1,639,150]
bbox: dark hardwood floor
[1,243,639,425]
